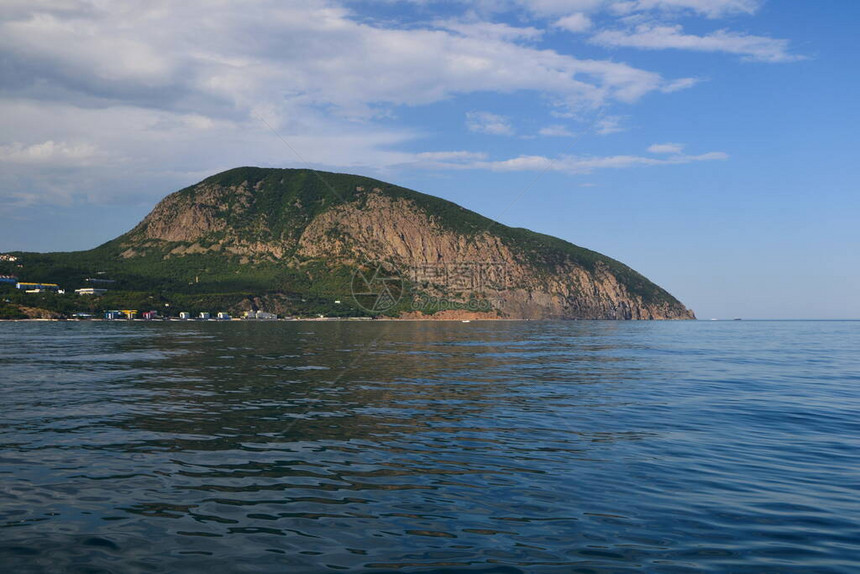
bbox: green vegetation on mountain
[1,167,693,320]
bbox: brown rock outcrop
[297,192,693,320]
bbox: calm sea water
[0,320,858,573]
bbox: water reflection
[1,321,858,573]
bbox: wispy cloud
[412,146,728,174]
[438,20,544,42]
[519,0,761,18]
[594,115,627,135]
[0,0,784,208]
[474,150,728,173]
[539,124,576,137]
[531,0,798,63]
[662,77,701,92]
[0,1,687,119]
[415,150,489,162]
[0,140,104,165]
[554,13,592,33]
[0,0,708,207]
[648,142,685,154]
[617,0,762,18]
[466,112,515,135]
[592,24,800,63]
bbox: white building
[75,288,107,295]
[244,310,277,320]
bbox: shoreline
[0,317,705,323]
[0,317,521,323]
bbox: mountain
[3,167,694,320]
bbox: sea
[0,320,857,573]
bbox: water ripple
[1,320,858,573]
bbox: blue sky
[1,0,858,319]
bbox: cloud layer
[411,145,728,174]
[0,0,796,207]
[592,24,799,62]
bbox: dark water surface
[1,320,858,573]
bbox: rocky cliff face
[126,180,289,258]
[115,167,694,320]
[297,192,693,320]
[132,183,231,243]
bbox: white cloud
[555,13,593,33]
[619,0,762,18]
[594,115,626,135]
[0,99,418,206]
[518,0,760,17]
[466,111,515,135]
[648,142,684,154]
[0,0,707,206]
[518,0,798,64]
[662,77,701,92]
[592,24,800,62]
[406,144,728,174]
[415,150,489,162]
[407,150,491,170]
[0,0,776,209]
[473,149,728,173]
[539,124,576,137]
[517,0,606,16]
[0,1,687,119]
[439,20,544,42]
[0,140,103,165]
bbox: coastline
[0,316,697,322]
